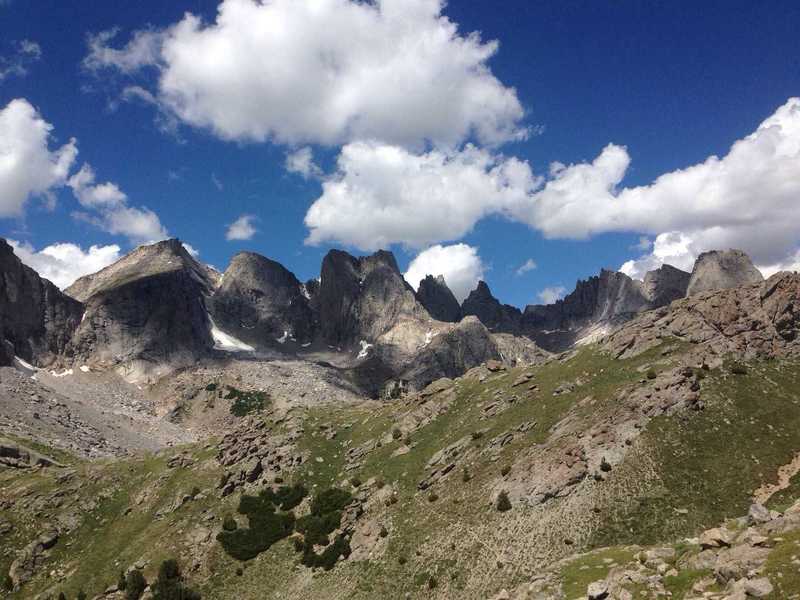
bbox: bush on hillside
[125,570,147,600]
[151,559,201,600]
[646,369,657,380]
[496,491,512,512]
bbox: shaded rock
[210,251,316,347]
[0,238,83,366]
[462,281,522,334]
[415,275,461,322]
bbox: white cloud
[68,163,168,243]
[0,39,42,82]
[226,214,257,241]
[0,98,77,217]
[308,98,800,276]
[403,243,484,303]
[537,285,566,305]
[9,239,121,289]
[285,147,322,179]
[515,258,537,276]
[84,0,525,148]
[83,28,163,74]
[211,172,223,191]
[0,98,167,244]
[305,141,540,250]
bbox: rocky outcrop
[210,251,315,347]
[317,249,427,346]
[0,239,83,366]
[415,275,461,322]
[462,281,523,333]
[603,271,800,360]
[686,249,763,296]
[67,239,215,379]
[642,263,691,306]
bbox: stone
[743,577,774,597]
[699,527,735,549]
[686,249,763,296]
[747,503,772,525]
[587,579,609,599]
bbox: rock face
[641,264,691,306]
[0,239,83,366]
[462,281,522,333]
[317,249,426,346]
[415,275,461,322]
[210,251,315,347]
[604,271,800,360]
[67,239,215,378]
[686,249,763,296]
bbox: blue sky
[1,0,799,307]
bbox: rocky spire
[415,275,461,322]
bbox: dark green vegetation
[151,559,202,600]
[223,386,268,417]
[216,484,352,571]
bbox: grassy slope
[2,345,800,599]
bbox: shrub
[263,484,307,511]
[379,525,388,538]
[225,387,268,417]
[118,570,128,591]
[470,431,484,440]
[500,465,511,477]
[392,427,402,440]
[58,593,67,600]
[496,491,512,512]
[729,362,748,375]
[427,492,439,502]
[301,534,351,570]
[375,477,385,489]
[151,559,201,600]
[217,510,295,561]
[398,556,407,565]
[293,537,305,552]
[125,570,147,600]
[646,369,657,380]
[462,468,471,482]
[222,515,238,531]
[350,477,362,488]
[77,593,87,600]
[427,576,438,589]
[310,488,352,516]
[205,383,217,392]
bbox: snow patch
[357,340,373,359]
[299,283,311,300]
[50,368,74,377]
[80,365,91,373]
[276,330,289,344]
[421,329,438,348]
[13,356,36,371]
[209,315,255,352]
[301,342,312,348]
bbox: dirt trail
[753,452,800,504]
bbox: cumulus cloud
[285,147,322,179]
[68,164,168,243]
[308,98,800,276]
[0,39,42,82]
[515,258,537,276]
[83,0,525,148]
[403,243,484,303]
[9,239,121,289]
[226,214,257,241]
[0,98,77,217]
[305,141,540,250]
[537,285,566,305]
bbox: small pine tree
[222,515,238,531]
[77,592,87,600]
[496,491,512,512]
[462,467,471,482]
[125,570,147,600]
[500,465,511,476]
[118,570,128,591]
[58,593,67,600]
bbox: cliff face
[686,249,764,296]
[415,275,462,322]
[0,239,83,366]
[210,251,316,347]
[67,239,215,377]
[461,281,523,333]
[642,264,691,306]
[317,249,425,346]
